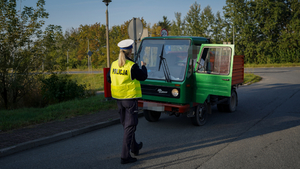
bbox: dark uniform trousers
[117,98,139,159]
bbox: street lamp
[102,0,112,99]
[102,0,111,6]
[103,0,111,68]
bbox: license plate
[143,102,164,112]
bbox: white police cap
[117,39,134,50]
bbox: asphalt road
[1,67,300,169]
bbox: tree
[210,11,225,43]
[149,23,162,37]
[74,23,109,69]
[184,1,202,36]
[0,0,49,109]
[89,23,106,68]
[158,16,171,31]
[223,0,266,63]
[223,0,300,64]
[41,24,65,71]
[200,5,215,37]
[64,28,80,69]
[108,25,124,64]
[170,12,185,36]
[274,0,300,63]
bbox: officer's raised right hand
[141,61,146,66]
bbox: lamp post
[103,0,111,68]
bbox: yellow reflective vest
[110,60,142,99]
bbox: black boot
[121,157,137,164]
[131,142,143,156]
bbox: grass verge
[244,73,262,85]
[245,62,300,68]
[67,68,103,72]
[0,95,117,132]
[66,74,104,91]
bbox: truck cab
[135,36,244,126]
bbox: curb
[0,112,144,158]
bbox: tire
[144,110,161,122]
[191,102,208,126]
[224,89,238,112]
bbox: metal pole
[133,18,137,57]
[88,39,90,72]
[67,49,69,74]
[91,56,93,74]
[106,5,110,68]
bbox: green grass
[66,74,104,91]
[0,95,117,132]
[68,68,103,72]
[245,62,300,68]
[244,73,262,85]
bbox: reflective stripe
[111,88,142,99]
[111,83,141,90]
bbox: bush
[19,78,45,108]
[0,75,44,110]
[40,74,86,104]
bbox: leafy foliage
[158,16,171,30]
[0,0,49,109]
[170,12,185,36]
[223,0,300,64]
[40,74,86,104]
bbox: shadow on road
[124,83,300,168]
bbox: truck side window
[197,48,208,72]
[197,47,231,75]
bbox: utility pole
[67,49,69,74]
[103,0,111,68]
[88,39,90,72]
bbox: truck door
[193,44,234,104]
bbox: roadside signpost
[128,18,143,57]
[87,50,93,73]
[160,28,168,37]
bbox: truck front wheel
[144,110,161,122]
[191,102,208,126]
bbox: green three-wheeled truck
[135,36,244,126]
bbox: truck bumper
[138,100,193,113]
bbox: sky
[18,0,227,33]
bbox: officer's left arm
[131,64,148,81]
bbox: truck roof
[142,36,210,45]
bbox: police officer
[107,39,147,164]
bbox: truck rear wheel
[191,102,208,126]
[224,89,238,112]
[144,110,161,122]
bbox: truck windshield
[136,39,190,81]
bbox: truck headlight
[172,89,179,97]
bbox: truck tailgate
[232,55,244,85]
